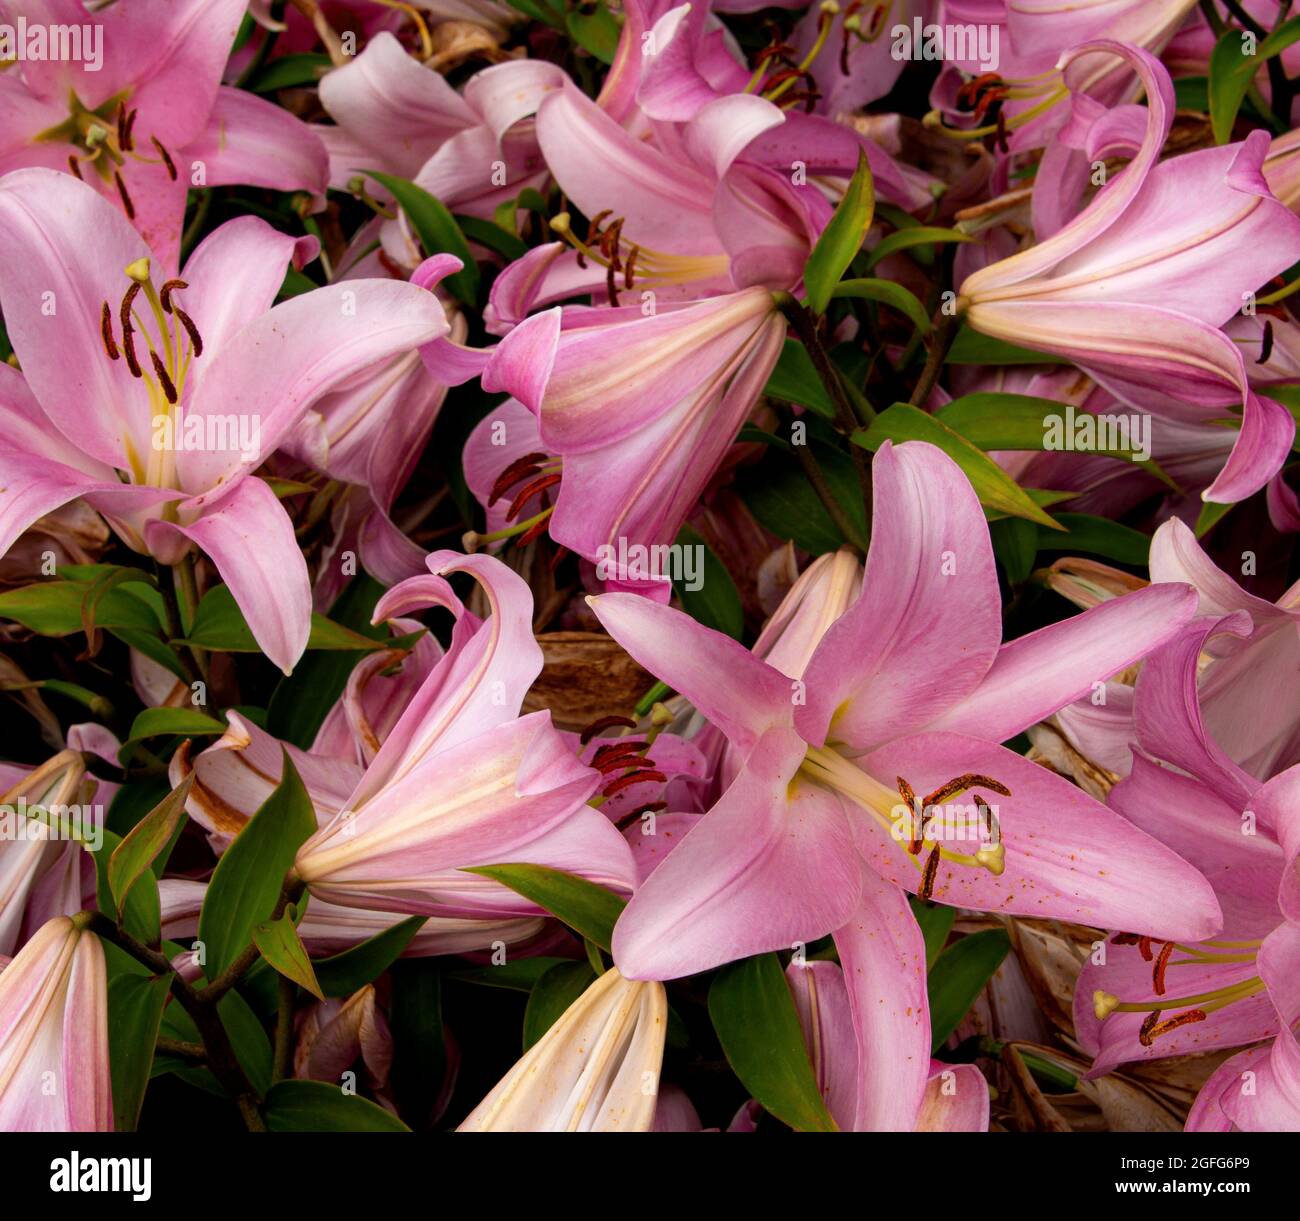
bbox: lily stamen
[113,169,135,219]
[506,472,562,522]
[550,211,730,291]
[99,301,119,361]
[601,769,667,798]
[579,715,637,745]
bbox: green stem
[152,560,201,688]
[1219,0,1266,36]
[195,879,302,1004]
[156,1037,208,1061]
[272,973,296,1083]
[1199,0,1227,35]
[792,441,867,553]
[86,912,266,1130]
[780,299,874,528]
[909,310,957,406]
[172,554,209,685]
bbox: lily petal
[611,727,861,981]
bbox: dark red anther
[1257,319,1274,365]
[158,278,188,314]
[488,452,548,506]
[67,154,83,181]
[918,843,941,901]
[1152,940,1175,996]
[897,776,923,855]
[120,282,143,378]
[1138,936,1153,962]
[579,715,637,745]
[761,67,803,94]
[173,306,203,358]
[151,135,177,181]
[956,72,1002,107]
[923,773,1011,807]
[114,169,135,220]
[975,795,996,841]
[1141,1008,1207,1046]
[615,801,667,831]
[994,109,1010,154]
[591,740,648,766]
[121,106,139,152]
[150,350,178,404]
[517,513,551,547]
[506,472,562,522]
[602,769,668,798]
[1156,1010,1208,1036]
[1111,932,1142,945]
[863,0,889,38]
[99,302,119,361]
[593,751,651,776]
[972,85,1010,124]
[1137,1010,1161,1047]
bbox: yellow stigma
[549,212,572,236]
[125,256,151,283]
[976,840,1005,876]
[1093,990,1121,1021]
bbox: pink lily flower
[587,441,1219,983]
[928,1,1198,163]
[1043,519,1300,791]
[315,31,564,267]
[294,551,636,915]
[503,3,932,317]
[0,0,329,270]
[176,551,636,919]
[0,169,449,672]
[1077,740,1300,1081]
[1186,1011,1300,1131]
[0,753,98,957]
[0,914,112,1131]
[787,959,990,1131]
[958,42,1300,504]
[282,259,474,595]
[480,288,786,570]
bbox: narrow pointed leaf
[863,225,971,272]
[312,916,429,998]
[106,968,174,1132]
[833,277,931,334]
[853,403,1064,528]
[198,753,318,979]
[928,928,1011,1051]
[804,151,874,314]
[365,171,478,305]
[464,863,626,950]
[709,953,838,1132]
[108,776,194,921]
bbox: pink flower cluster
[0,0,1298,1138]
